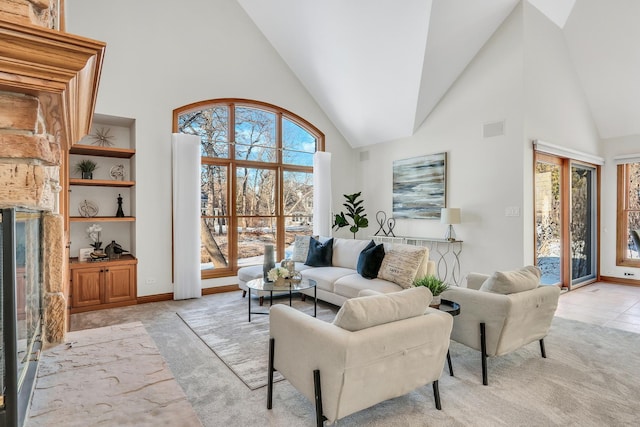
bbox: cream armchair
[441,266,560,385]
[267,287,453,426]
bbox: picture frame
[392,152,447,219]
[79,247,93,262]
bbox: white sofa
[238,237,436,307]
[267,287,454,425]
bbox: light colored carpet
[177,293,336,389]
[63,291,640,426]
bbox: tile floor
[555,281,640,334]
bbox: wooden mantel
[0,20,105,150]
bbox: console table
[372,236,463,285]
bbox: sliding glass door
[534,153,598,289]
[535,155,562,285]
[570,164,597,285]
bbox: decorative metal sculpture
[374,210,396,237]
[90,127,115,147]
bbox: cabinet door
[104,264,136,303]
[72,267,103,307]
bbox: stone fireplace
[0,0,105,345]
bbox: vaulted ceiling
[238,0,640,147]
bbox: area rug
[177,292,640,425]
[177,294,338,390]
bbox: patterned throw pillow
[377,246,427,289]
[291,235,316,263]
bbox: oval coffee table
[246,278,317,322]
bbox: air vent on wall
[359,150,370,161]
[482,120,505,138]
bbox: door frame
[533,152,600,290]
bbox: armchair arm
[269,305,350,422]
[440,286,510,355]
[498,285,560,355]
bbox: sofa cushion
[378,246,427,289]
[305,237,334,267]
[333,287,433,332]
[332,238,371,269]
[300,266,355,292]
[334,274,403,299]
[237,264,264,283]
[356,240,385,279]
[479,265,541,295]
[291,235,317,263]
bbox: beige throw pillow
[333,287,433,332]
[377,246,427,289]
[479,265,541,294]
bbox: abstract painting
[393,152,446,219]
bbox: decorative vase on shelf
[82,172,93,179]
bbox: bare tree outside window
[175,100,323,277]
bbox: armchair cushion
[479,265,541,295]
[333,287,432,332]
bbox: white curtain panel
[172,133,202,300]
[313,151,332,237]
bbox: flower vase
[263,244,275,281]
[275,277,285,287]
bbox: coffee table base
[248,286,317,322]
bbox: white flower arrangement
[86,223,103,249]
[267,267,290,282]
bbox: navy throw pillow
[357,240,385,279]
[305,237,334,267]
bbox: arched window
[173,99,325,278]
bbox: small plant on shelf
[75,159,98,179]
[414,275,449,307]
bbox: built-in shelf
[69,178,135,187]
[69,216,136,222]
[69,144,135,158]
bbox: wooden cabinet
[70,255,137,313]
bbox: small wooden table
[438,299,460,376]
[246,278,317,322]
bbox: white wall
[357,3,526,279]
[601,134,640,279]
[66,0,355,295]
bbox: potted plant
[414,275,449,307]
[75,159,98,179]
[332,192,369,238]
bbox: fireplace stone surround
[0,0,105,345]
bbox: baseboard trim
[137,285,240,304]
[599,275,640,287]
[202,284,240,295]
